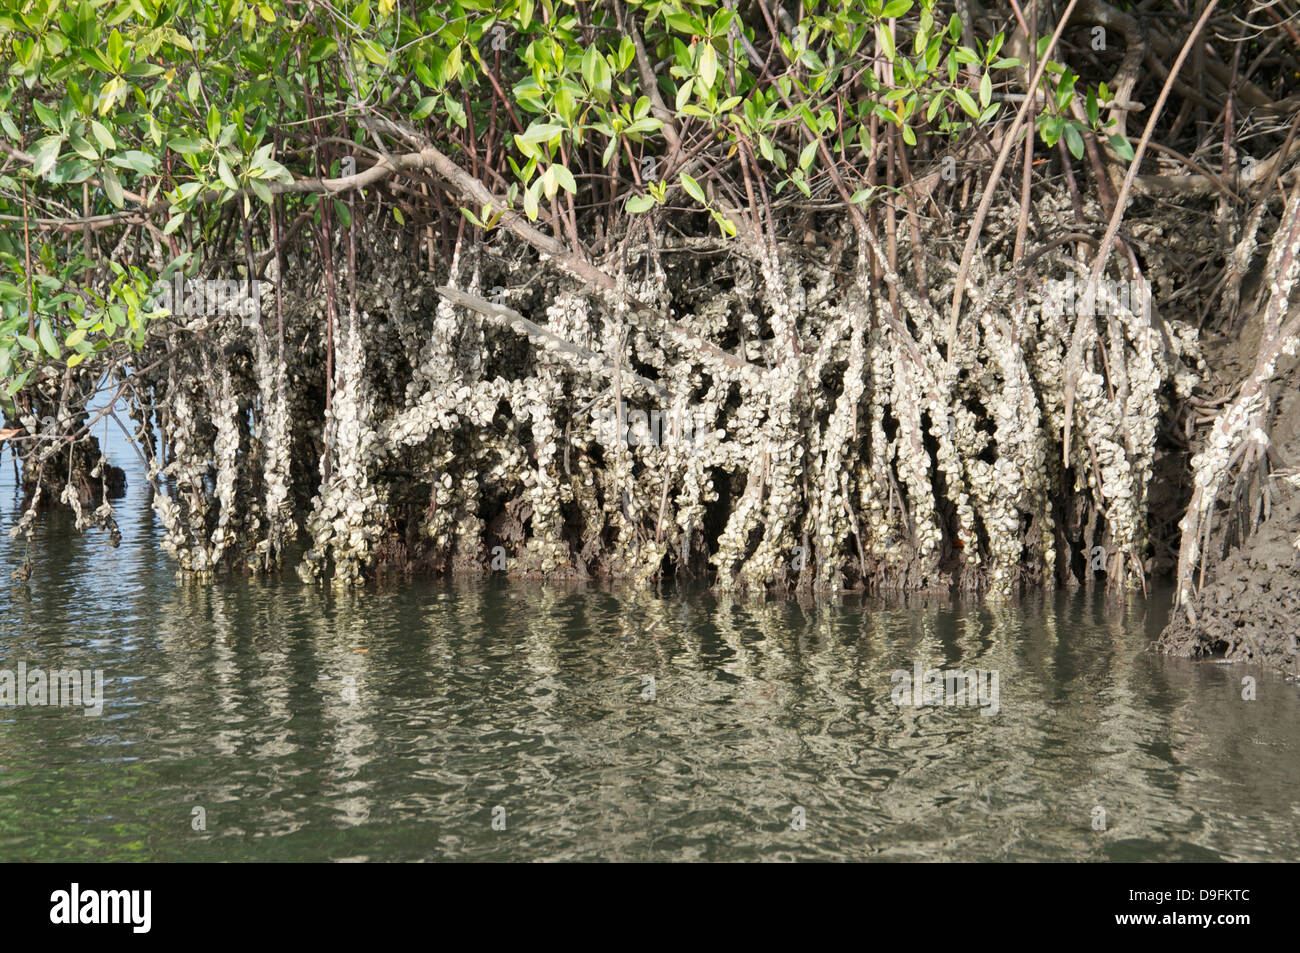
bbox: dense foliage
[0,0,1128,400]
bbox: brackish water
[1,427,1298,862]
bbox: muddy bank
[1158,323,1300,678]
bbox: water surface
[1,429,1297,862]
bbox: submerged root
[35,204,1196,598]
[8,168,1228,603]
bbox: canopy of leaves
[0,0,1115,410]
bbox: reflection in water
[1,436,1298,861]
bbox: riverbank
[1158,314,1300,679]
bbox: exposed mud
[1158,319,1300,678]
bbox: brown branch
[353,120,758,377]
[437,286,670,402]
[948,0,1082,361]
[1063,0,1220,461]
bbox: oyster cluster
[13,199,1201,599]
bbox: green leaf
[443,97,467,128]
[70,132,97,160]
[698,42,718,88]
[89,120,115,151]
[675,81,693,111]
[953,88,979,118]
[411,96,438,120]
[217,155,239,191]
[30,136,63,178]
[118,150,157,175]
[799,140,817,170]
[519,122,564,144]
[878,24,895,61]
[33,100,60,129]
[98,76,123,115]
[551,163,576,194]
[581,46,599,90]
[102,166,124,207]
[361,39,390,67]
[38,319,60,359]
[7,368,33,396]
[308,37,337,62]
[1109,133,1135,162]
[1064,123,1084,160]
[1040,115,1064,147]
[679,172,706,204]
[625,194,655,213]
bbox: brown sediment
[1157,313,1300,678]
